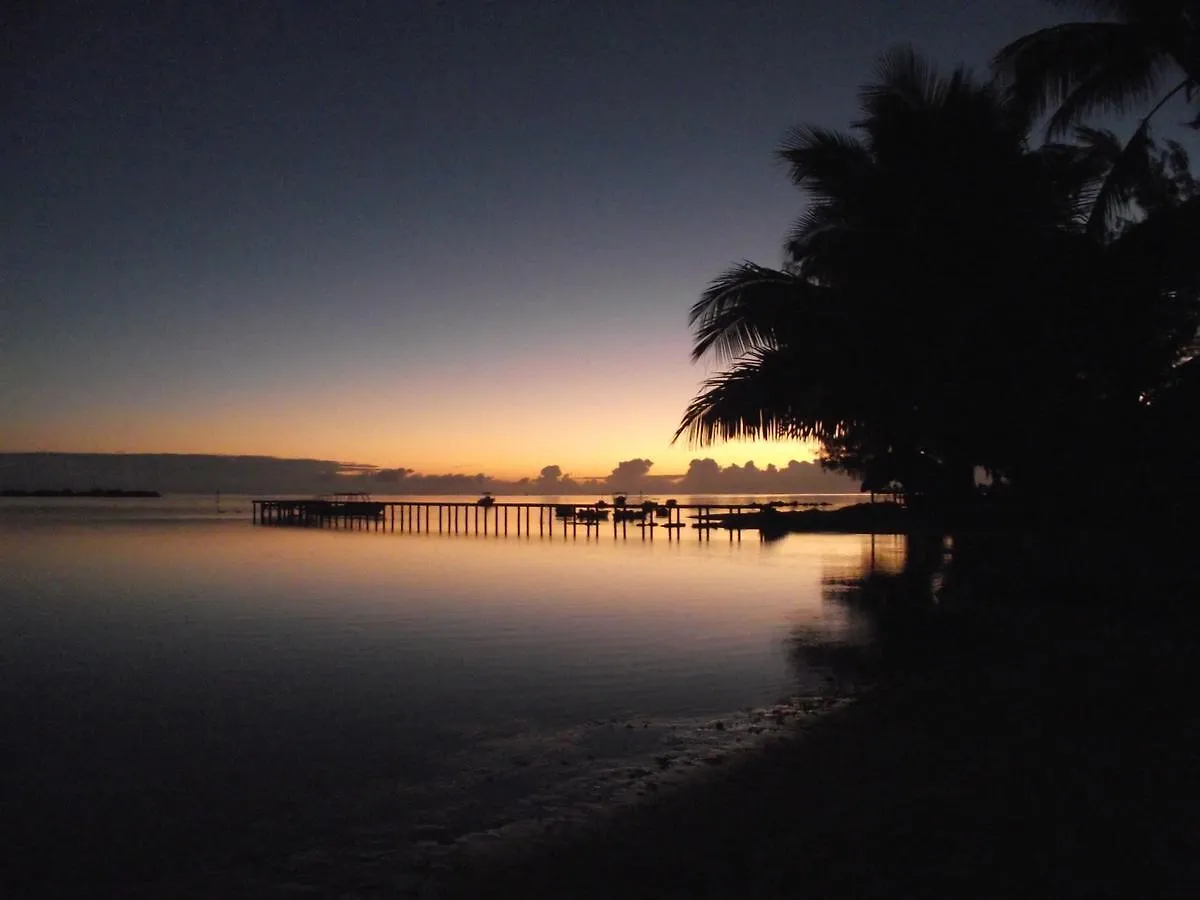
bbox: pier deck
[251,499,786,540]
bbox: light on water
[0,496,904,892]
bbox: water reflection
[789,533,953,683]
[0,513,901,894]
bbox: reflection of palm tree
[789,533,950,682]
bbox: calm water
[0,495,901,896]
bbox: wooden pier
[251,498,773,540]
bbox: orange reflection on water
[6,520,901,658]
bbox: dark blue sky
[3,0,1066,476]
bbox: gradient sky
[3,0,1065,478]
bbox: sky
[3,0,1068,479]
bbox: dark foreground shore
[433,535,1200,899]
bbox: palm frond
[1073,124,1126,157]
[1080,77,1193,237]
[687,263,834,365]
[858,45,974,116]
[776,126,872,201]
[1084,120,1154,237]
[994,22,1170,135]
[784,204,851,262]
[1048,51,1176,137]
[674,347,841,447]
[1035,134,1117,226]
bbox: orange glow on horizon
[3,425,823,482]
[3,368,825,480]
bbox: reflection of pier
[251,499,786,540]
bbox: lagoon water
[0,495,901,895]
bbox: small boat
[477,492,495,506]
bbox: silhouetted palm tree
[994,0,1200,136]
[994,1,1200,236]
[677,47,1200,509]
[678,48,1102,504]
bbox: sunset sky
[3,0,1064,479]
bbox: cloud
[606,458,654,488]
[1,453,861,496]
[677,457,856,494]
[537,465,563,483]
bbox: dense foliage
[678,41,1199,514]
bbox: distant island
[0,488,162,498]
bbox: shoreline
[431,565,1200,899]
[119,696,860,900]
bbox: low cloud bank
[0,453,860,496]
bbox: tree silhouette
[994,1,1200,237]
[994,0,1200,139]
[677,46,1200,512]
